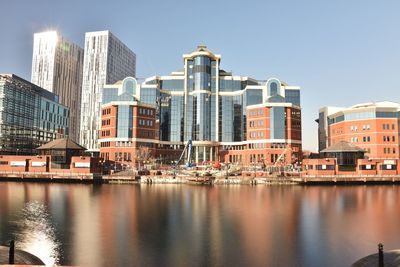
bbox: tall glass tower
[31,31,83,142]
[80,30,136,153]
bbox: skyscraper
[80,30,136,152]
[31,31,83,142]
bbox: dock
[1,170,400,185]
[0,171,100,183]
[297,175,400,184]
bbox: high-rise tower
[31,31,83,142]
[80,30,136,152]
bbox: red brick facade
[100,103,302,168]
[219,105,302,166]
[329,118,399,159]
[99,103,157,168]
[303,158,400,176]
[0,155,100,174]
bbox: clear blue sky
[1,0,399,151]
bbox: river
[0,182,399,266]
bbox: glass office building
[0,74,69,155]
[100,45,302,165]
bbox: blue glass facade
[245,89,263,106]
[270,107,286,139]
[102,46,301,163]
[0,74,69,154]
[285,89,301,106]
[328,110,400,125]
[160,79,184,91]
[170,96,184,142]
[117,105,133,138]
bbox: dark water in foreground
[0,183,399,267]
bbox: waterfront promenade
[1,170,400,185]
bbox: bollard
[9,240,15,264]
[378,243,384,267]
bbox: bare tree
[136,146,152,170]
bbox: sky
[0,0,399,151]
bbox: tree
[135,146,152,170]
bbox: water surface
[0,182,399,266]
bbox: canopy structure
[37,138,86,151]
[37,138,86,167]
[321,141,365,170]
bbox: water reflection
[0,183,400,267]
[14,201,61,266]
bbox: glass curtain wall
[193,56,212,141]
[116,106,132,138]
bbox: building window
[270,82,278,96]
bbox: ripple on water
[13,201,61,266]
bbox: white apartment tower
[80,30,136,152]
[31,31,84,142]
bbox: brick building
[317,101,400,159]
[99,46,302,168]
[219,103,301,165]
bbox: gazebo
[37,138,86,168]
[321,141,365,171]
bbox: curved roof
[37,138,86,150]
[183,45,221,60]
[351,101,400,109]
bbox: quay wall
[0,155,101,174]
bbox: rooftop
[321,141,365,153]
[37,138,86,150]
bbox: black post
[378,243,384,267]
[9,240,15,264]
